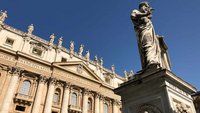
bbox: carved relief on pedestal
[136,104,162,113]
[173,99,191,113]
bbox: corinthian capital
[48,77,57,85]
[8,67,23,75]
[38,75,47,84]
[95,92,101,99]
[83,88,90,96]
[63,82,71,89]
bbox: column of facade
[112,99,118,113]
[82,88,89,113]
[94,93,100,113]
[99,95,104,113]
[31,76,47,113]
[43,78,56,113]
[0,67,22,113]
[61,82,71,113]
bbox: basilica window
[104,103,108,113]
[15,105,26,112]
[30,41,47,57]
[19,80,31,95]
[53,88,61,105]
[88,98,92,113]
[71,93,77,106]
[4,37,14,47]
[61,57,67,62]
[32,47,43,56]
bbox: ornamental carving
[38,75,47,84]
[175,103,190,113]
[83,88,90,96]
[137,104,162,113]
[8,67,24,75]
[77,64,83,74]
[48,77,57,85]
[30,41,48,51]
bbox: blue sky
[1,0,200,90]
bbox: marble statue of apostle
[131,2,162,70]
[28,24,34,34]
[0,10,8,24]
[85,50,90,60]
[49,33,55,44]
[70,41,74,51]
[78,44,84,56]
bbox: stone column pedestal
[114,69,197,113]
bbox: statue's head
[139,1,150,12]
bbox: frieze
[0,53,16,62]
[18,59,51,73]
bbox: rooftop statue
[131,2,171,71]
[78,44,84,56]
[0,10,7,24]
[85,50,90,60]
[27,24,34,35]
[58,37,63,47]
[100,57,103,66]
[70,41,74,51]
[49,33,55,44]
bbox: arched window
[53,88,61,104]
[20,80,31,95]
[71,93,77,106]
[104,103,108,113]
[88,98,92,112]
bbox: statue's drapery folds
[131,2,171,71]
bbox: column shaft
[61,85,70,113]
[0,71,19,113]
[113,103,118,113]
[43,81,55,113]
[95,95,100,113]
[82,94,88,113]
[31,81,45,113]
[99,98,103,113]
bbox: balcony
[14,93,33,106]
[68,105,82,113]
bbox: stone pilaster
[95,93,100,113]
[112,99,118,113]
[31,75,47,113]
[43,77,56,113]
[61,82,71,113]
[99,95,105,113]
[82,88,90,113]
[0,67,23,113]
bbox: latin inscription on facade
[18,59,51,73]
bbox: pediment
[53,61,103,83]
